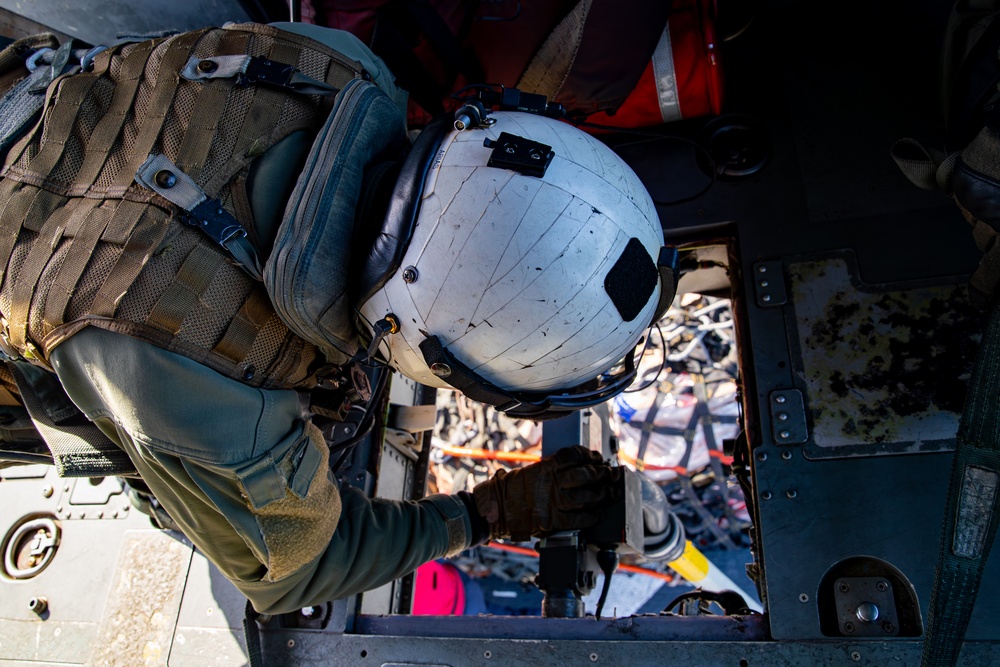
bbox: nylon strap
[145,242,224,335]
[517,0,592,99]
[203,40,301,197]
[0,179,34,282]
[0,186,67,333]
[0,384,19,407]
[108,29,207,195]
[634,388,668,471]
[921,301,1000,667]
[243,599,264,667]
[72,39,156,192]
[5,360,138,477]
[8,198,97,350]
[691,373,731,480]
[179,53,338,97]
[0,33,58,74]
[0,40,91,166]
[212,286,271,364]
[0,65,56,159]
[40,201,114,334]
[21,47,112,179]
[99,194,147,244]
[135,154,263,280]
[174,31,250,180]
[88,205,171,317]
[3,43,79,170]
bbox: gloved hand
[472,445,620,542]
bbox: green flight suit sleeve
[49,327,472,614]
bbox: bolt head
[430,362,452,378]
[154,170,177,189]
[402,266,419,283]
[856,601,880,623]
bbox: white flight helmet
[359,107,676,418]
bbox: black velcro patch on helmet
[604,237,657,322]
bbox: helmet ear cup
[352,113,454,310]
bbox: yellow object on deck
[667,540,763,613]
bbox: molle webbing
[0,24,368,388]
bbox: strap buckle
[183,198,248,249]
[238,57,296,88]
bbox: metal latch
[3,517,60,579]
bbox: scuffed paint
[789,257,981,448]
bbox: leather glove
[472,445,619,542]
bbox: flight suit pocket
[235,426,320,510]
[235,422,341,582]
[237,451,287,510]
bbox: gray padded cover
[264,78,406,364]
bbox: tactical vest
[0,23,374,389]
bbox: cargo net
[423,294,753,615]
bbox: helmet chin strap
[418,335,548,414]
[353,158,404,263]
[417,334,640,421]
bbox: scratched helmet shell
[360,110,671,415]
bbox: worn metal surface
[754,447,1000,641]
[87,530,193,667]
[258,632,1000,667]
[354,613,768,641]
[172,549,250,666]
[0,1,251,46]
[787,254,981,457]
[0,467,152,665]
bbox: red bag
[582,0,724,130]
[304,0,723,131]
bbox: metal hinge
[753,260,787,307]
[769,388,808,444]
